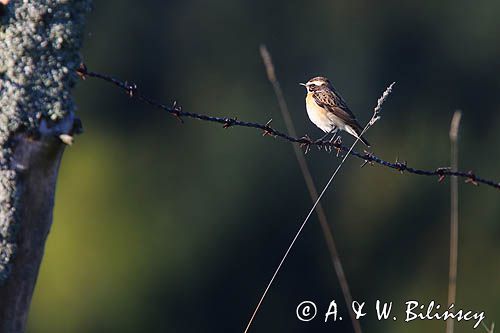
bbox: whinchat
[300,76,370,147]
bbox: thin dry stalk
[259,45,362,333]
[243,62,395,332]
[446,110,461,333]
[482,321,495,333]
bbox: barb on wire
[76,63,500,191]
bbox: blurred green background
[27,1,499,332]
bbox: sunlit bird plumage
[301,76,370,147]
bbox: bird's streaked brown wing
[313,89,362,130]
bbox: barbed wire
[76,64,500,191]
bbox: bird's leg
[316,128,336,142]
[332,135,343,156]
[328,128,339,142]
[317,132,330,142]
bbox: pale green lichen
[0,0,91,284]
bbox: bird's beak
[299,83,307,87]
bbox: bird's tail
[358,135,371,147]
[345,125,371,147]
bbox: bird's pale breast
[306,93,339,133]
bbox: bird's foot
[331,135,342,145]
[331,136,342,156]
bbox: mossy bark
[0,1,90,332]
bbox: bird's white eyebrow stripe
[308,80,324,86]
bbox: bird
[300,76,370,147]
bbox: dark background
[27,1,499,332]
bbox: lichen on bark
[0,0,91,284]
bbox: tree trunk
[0,1,90,332]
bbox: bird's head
[299,76,332,93]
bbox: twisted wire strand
[77,64,500,191]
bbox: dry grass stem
[482,321,495,333]
[258,44,363,333]
[446,110,461,333]
[244,52,395,332]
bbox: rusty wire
[76,64,500,191]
